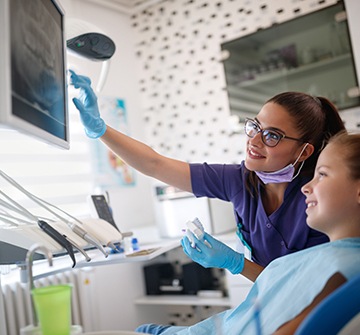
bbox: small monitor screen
[9,0,68,147]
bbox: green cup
[32,284,72,335]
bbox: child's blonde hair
[328,131,360,180]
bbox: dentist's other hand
[181,232,244,275]
[69,70,106,139]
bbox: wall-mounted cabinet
[221,1,360,120]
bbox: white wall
[342,0,360,130]
[345,0,360,82]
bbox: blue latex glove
[181,232,244,275]
[69,70,106,139]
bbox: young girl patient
[135,131,360,335]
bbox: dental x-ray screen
[0,0,69,149]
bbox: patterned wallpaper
[130,0,338,163]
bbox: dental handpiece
[65,235,91,262]
[70,223,109,258]
[38,220,76,268]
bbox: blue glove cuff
[85,119,106,139]
[228,252,245,275]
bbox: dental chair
[295,273,360,335]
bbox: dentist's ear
[299,143,314,162]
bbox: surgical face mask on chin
[255,143,309,184]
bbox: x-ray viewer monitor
[0,0,69,149]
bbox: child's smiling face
[302,141,360,240]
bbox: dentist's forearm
[101,125,193,192]
[241,259,264,282]
[101,125,160,175]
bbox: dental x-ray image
[10,0,67,140]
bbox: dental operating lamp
[66,18,116,92]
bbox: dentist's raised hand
[181,232,245,275]
[69,70,106,139]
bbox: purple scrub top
[190,161,328,267]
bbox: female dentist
[70,70,345,278]
[135,131,360,334]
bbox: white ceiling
[81,0,165,14]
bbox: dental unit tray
[0,218,121,254]
[0,169,123,263]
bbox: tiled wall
[130,0,338,163]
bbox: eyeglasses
[244,118,304,147]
